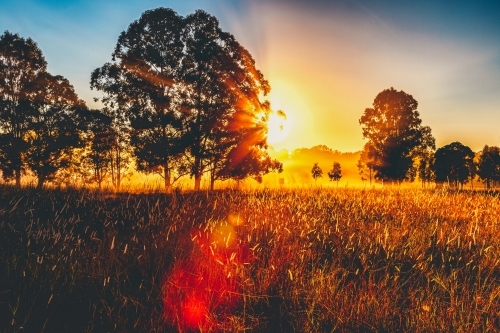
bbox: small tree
[218,146,282,188]
[478,145,500,189]
[81,110,115,190]
[357,142,376,185]
[328,162,342,186]
[432,142,475,189]
[311,162,322,184]
[417,151,434,189]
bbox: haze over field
[2,0,500,154]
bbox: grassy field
[0,185,499,332]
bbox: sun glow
[266,110,290,144]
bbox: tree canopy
[328,162,342,185]
[432,142,475,189]
[477,145,500,189]
[0,31,47,186]
[311,162,322,183]
[91,7,281,191]
[359,87,435,183]
[0,31,88,188]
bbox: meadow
[0,185,499,332]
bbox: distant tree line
[358,87,498,189]
[0,8,283,190]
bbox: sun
[266,110,290,144]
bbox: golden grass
[0,185,499,332]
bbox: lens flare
[182,297,207,329]
[163,214,254,330]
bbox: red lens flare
[163,214,254,331]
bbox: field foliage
[1,185,499,332]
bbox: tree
[412,125,436,188]
[92,8,277,191]
[477,145,500,189]
[25,73,88,188]
[417,150,435,189]
[357,142,376,185]
[359,87,435,183]
[311,162,322,184]
[328,162,342,186]
[432,142,475,189]
[181,10,271,190]
[0,31,47,186]
[218,146,282,188]
[91,8,185,191]
[81,110,115,190]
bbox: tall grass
[0,185,499,332]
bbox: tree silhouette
[328,162,342,186]
[357,142,376,185]
[218,146,282,188]
[0,31,47,186]
[25,73,87,188]
[81,110,115,190]
[412,125,436,188]
[181,10,271,190]
[92,8,277,191]
[311,162,322,184]
[91,8,185,191]
[417,150,435,189]
[477,145,500,189]
[359,87,435,183]
[432,142,475,189]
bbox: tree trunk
[193,156,202,191]
[115,149,121,192]
[15,168,21,187]
[37,175,45,189]
[194,174,202,191]
[210,171,215,191]
[164,164,172,192]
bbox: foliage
[357,142,376,184]
[359,87,435,183]
[0,31,47,186]
[433,142,475,189]
[328,161,342,184]
[477,145,500,189]
[91,8,276,191]
[25,73,87,188]
[311,162,322,183]
[1,186,500,332]
[90,8,184,191]
[218,146,283,185]
[81,110,115,189]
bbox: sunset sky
[2,0,500,153]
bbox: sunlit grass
[0,185,499,332]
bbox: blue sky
[2,0,500,152]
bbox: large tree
[0,31,47,186]
[180,10,272,190]
[359,87,435,183]
[25,73,88,188]
[92,8,277,191]
[91,8,185,191]
[432,142,475,189]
